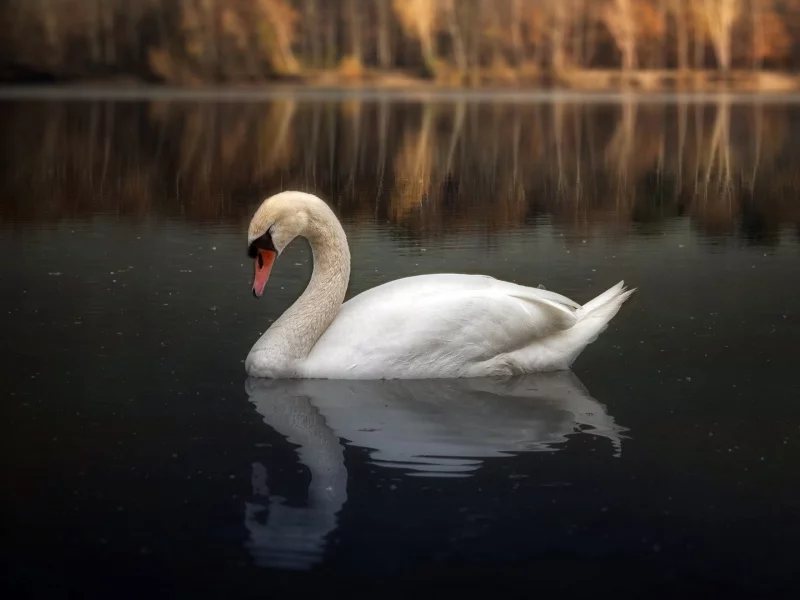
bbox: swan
[245,191,634,379]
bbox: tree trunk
[604,0,637,72]
[751,0,762,70]
[199,0,218,80]
[444,0,467,77]
[102,0,115,65]
[419,29,438,77]
[485,0,503,65]
[573,1,586,69]
[674,0,689,71]
[658,0,669,68]
[550,3,568,72]
[89,0,102,64]
[584,1,598,66]
[377,0,392,69]
[324,5,337,68]
[305,0,322,68]
[621,43,637,71]
[346,0,362,62]
[468,6,480,84]
[694,15,705,69]
[511,0,524,66]
[715,35,731,71]
[38,0,61,65]
[703,0,740,72]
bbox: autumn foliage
[1,1,800,85]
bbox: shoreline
[3,85,800,104]
[2,70,800,103]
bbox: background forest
[2,1,800,88]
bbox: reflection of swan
[243,373,626,569]
[245,191,635,379]
[243,391,346,570]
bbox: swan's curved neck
[253,210,350,368]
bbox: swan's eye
[247,230,277,259]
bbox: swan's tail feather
[577,280,628,319]
[562,281,636,367]
[488,280,634,375]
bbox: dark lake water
[1,94,800,598]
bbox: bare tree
[751,0,764,70]
[603,0,638,71]
[393,0,439,76]
[548,0,571,72]
[377,0,393,69]
[573,0,586,68]
[346,0,363,62]
[323,3,337,67]
[89,0,102,64]
[7,0,800,86]
[258,0,300,75]
[583,1,600,66]
[37,0,62,65]
[443,0,468,77]
[510,0,524,66]
[701,0,743,71]
[101,0,115,65]
[670,0,690,71]
[198,0,219,79]
[304,0,322,68]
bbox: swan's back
[303,274,632,379]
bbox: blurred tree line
[1,0,799,85]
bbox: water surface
[1,95,799,597]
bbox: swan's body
[245,191,634,380]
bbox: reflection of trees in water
[1,98,798,243]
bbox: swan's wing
[305,274,579,378]
[346,273,581,311]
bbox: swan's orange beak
[252,249,276,298]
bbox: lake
[1,92,799,598]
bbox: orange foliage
[3,0,800,83]
[753,7,792,63]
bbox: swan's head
[246,191,329,298]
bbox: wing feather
[305,274,580,378]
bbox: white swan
[245,191,634,379]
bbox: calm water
[2,94,800,598]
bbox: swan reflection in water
[243,372,627,570]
